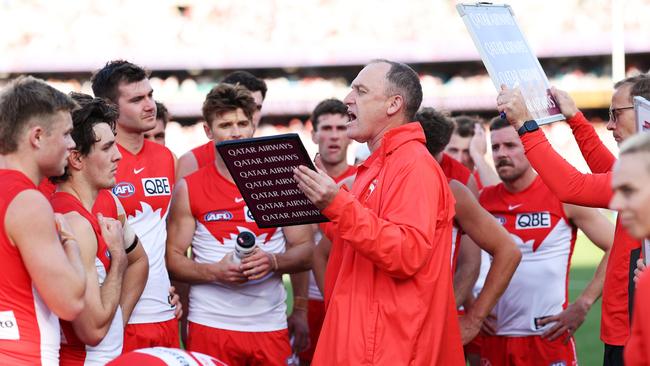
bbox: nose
[606,119,616,131]
[343,90,354,106]
[114,148,122,163]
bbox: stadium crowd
[1,55,650,366]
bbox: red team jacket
[314,123,464,365]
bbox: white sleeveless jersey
[185,164,288,331]
[479,176,577,336]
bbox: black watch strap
[518,120,539,136]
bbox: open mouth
[347,110,357,122]
[328,144,341,153]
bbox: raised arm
[7,191,86,321]
[469,124,500,187]
[551,87,616,173]
[497,86,613,208]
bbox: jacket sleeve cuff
[567,111,589,127]
[521,129,548,153]
[322,189,354,223]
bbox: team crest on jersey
[515,212,551,230]
[204,210,233,222]
[113,182,135,198]
[244,206,255,223]
[494,215,506,225]
[141,177,171,197]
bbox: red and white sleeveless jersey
[479,176,577,336]
[185,164,287,332]
[191,141,216,170]
[0,170,61,365]
[107,347,228,366]
[112,140,175,324]
[308,166,357,301]
[51,192,124,365]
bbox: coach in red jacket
[294,59,464,366]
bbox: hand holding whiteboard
[457,2,563,125]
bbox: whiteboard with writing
[634,96,650,133]
[457,3,564,125]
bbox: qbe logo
[141,177,171,197]
[113,182,135,198]
[204,210,233,222]
[515,212,551,230]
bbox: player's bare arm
[539,204,613,342]
[450,180,522,345]
[8,190,86,321]
[313,235,332,296]
[65,212,127,345]
[454,235,481,307]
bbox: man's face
[610,153,650,239]
[445,133,474,170]
[251,90,264,127]
[312,113,350,166]
[39,111,76,177]
[116,79,157,134]
[205,108,254,144]
[144,119,166,146]
[491,127,531,183]
[82,123,122,189]
[607,84,636,144]
[343,62,392,143]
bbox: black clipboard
[216,133,329,228]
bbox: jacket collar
[361,122,425,169]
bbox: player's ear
[67,150,83,171]
[203,121,213,140]
[386,95,404,117]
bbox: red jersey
[112,140,176,324]
[315,123,463,365]
[521,125,641,345]
[50,192,123,364]
[0,170,60,365]
[191,141,216,170]
[440,153,471,186]
[480,176,577,335]
[92,190,119,220]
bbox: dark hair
[221,71,267,99]
[155,101,170,127]
[453,116,481,137]
[415,107,454,156]
[370,59,423,121]
[0,76,77,154]
[489,116,511,131]
[50,92,119,183]
[202,84,257,125]
[91,60,149,103]
[311,99,348,130]
[630,76,650,101]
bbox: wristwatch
[518,120,539,136]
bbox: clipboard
[216,133,329,228]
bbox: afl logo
[204,210,233,222]
[113,182,135,198]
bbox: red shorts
[464,332,485,355]
[123,318,180,353]
[299,299,326,362]
[187,321,291,366]
[481,335,577,366]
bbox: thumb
[314,153,325,171]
